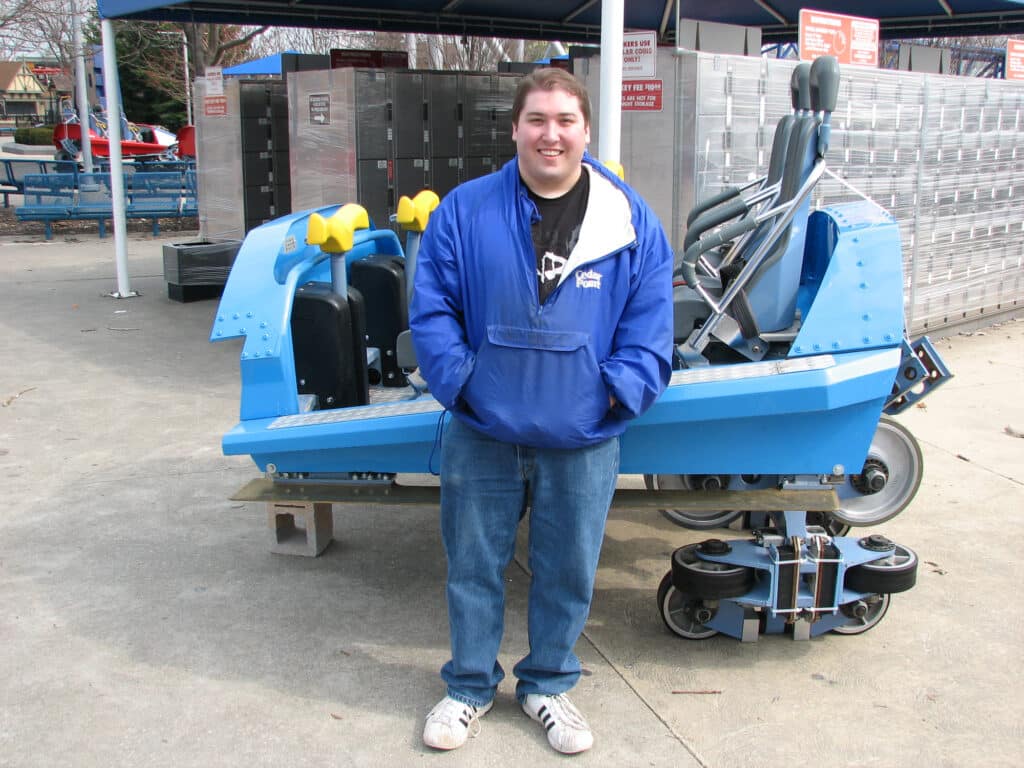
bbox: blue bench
[127,171,186,235]
[75,172,115,237]
[15,173,78,239]
[1,159,82,207]
[14,166,198,239]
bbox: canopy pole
[597,0,624,164]
[72,4,93,172]
[101,18,136,299]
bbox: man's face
[512,87,590,197]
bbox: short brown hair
[511,67,591,127]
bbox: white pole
[182,31,192,125]
[72,3,93,172]
[598,0,624,164]
[101,18,135,299]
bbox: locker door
[393,72,426,159]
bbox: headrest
[791,63,811,112]
[810,56,840,114]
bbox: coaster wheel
[644,473,748,529]
[831,594,891,635]
[833,418,923,527]
[845,542,918,594]
[670,541,755,599]
[657,572,718,639]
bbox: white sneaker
[521,693,594,754]
[422,696,493,750]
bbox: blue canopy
[96,0,1024,43]
[222,51,300,76]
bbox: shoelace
[428,699,484,739]
[536,694,590,732]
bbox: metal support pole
[182,31,192,125]
[101,18,135,299]
[72,5,93,172]
[598,0,624,164]
[908,78,929,334]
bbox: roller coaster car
[211,56,951,642]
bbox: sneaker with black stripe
[422,696,493,750]
[521,693,594,754]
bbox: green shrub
[14,126,55,145]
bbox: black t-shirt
[527,171,590,304]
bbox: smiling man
[410,68,673,755]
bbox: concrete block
[267,501,333,556]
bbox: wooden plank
[231,478,838,512]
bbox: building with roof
[0,61,49,122]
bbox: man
[409,68,673,755]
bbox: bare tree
[182,22,267,76]
[0,0,76,67]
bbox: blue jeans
[438,417,620,707]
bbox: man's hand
[609,394,617,409]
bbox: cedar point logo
[575,269,602,289]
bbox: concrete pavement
[1,232,1021,767]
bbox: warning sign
[799,8,879,66]
[309,93,330,125]
[204,95,228,117]
[622,80,662,112]
[1007,40,1024,81]
[623,31,656,79]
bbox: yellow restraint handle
[395,189,441,233]
[602,160,625,181]
[306,203,370,253]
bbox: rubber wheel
[832,593,891,635]
[657,571,718,639]
[845,543,918,594]
[670,543,755,599]
[833,418,923,527]
[644,473,743,530]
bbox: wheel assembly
[670,540,755,598]
[832,593,891,635]
[833,417,923,527]
[845,537,918,594]
[657,572,718,639]
[645,473,763,529]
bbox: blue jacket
[409,154,674,449]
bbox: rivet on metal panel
[232,313,239,319]
[262,333,269,341]
[239,327,246,334]
[247,312,254,318]
[860,282,869,290]
[863,337,871,344]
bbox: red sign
[799,8,879,66]
[622,80,662,112]
[204,96,228,117]
[1007,40,1024,81]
